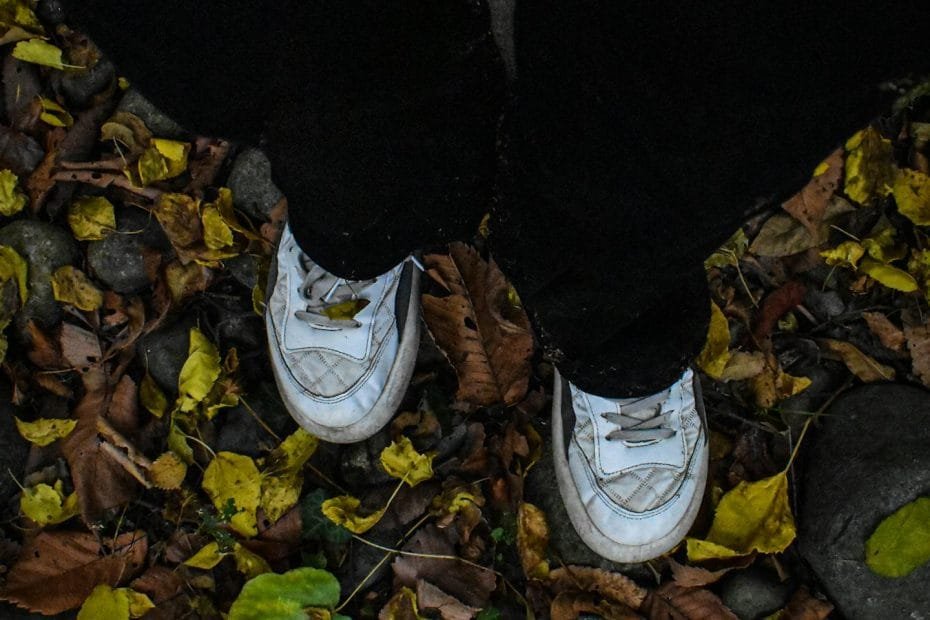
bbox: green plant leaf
[300,489,351,544]
[227,567,340,620]
[865,497,930,578]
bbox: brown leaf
[862,311,905,353]
[422,243,533,406]
[780,586,833,620]
[260,197,288,246]
[130,565,185,605]
[59,323,102,370]
[668,558,748,588]
[782,149,844,234]
[818,338,895,382]
[548,565,648,609]
[1,530,147,615]
[516,502,549,579]
[905,324,930,388]
[61,368,140,523]
[752,281,807,344]
[551,591,640,619]
[106,375,140,436]
[641,582,737,620]
[184,138,231,194]
[416,580,481,620]
[26,320,62,369]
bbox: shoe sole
[265,253,421,444]
[550,369,709,564]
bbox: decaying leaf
[778,586,834,620]
[51,266,103,311]
[516,502,549,579]
[77,584,154,620]
[862,311,905,352]
[696,302,730,379]
[551,592,639,620]
[818,338,895,382]
[415,580,480,620]
[148,452,187,490]
[67,196,115,240]
[548,565,648,610]
[184,542,226,570]
[379,586,422,620]
[844,126,894,205]
[261,428,319,523]
[202,452,262,537]
[14,416,77,446]
[0,168,27,216]
[380,436,435,487]
[865,496,930,578]
[893,167,930,226]
[782,149,843,234]
[321,495,385,534]
[422,243,533,406]
[139,372,168,418]
[704,229,748,269]
[904,324,930,388]
[20,480,79,526]
[177,326,221,413]
[640,582,738,619]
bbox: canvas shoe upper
[265,224,419,444]
[552,368,708,563]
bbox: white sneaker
[552,368,708,563]
[265,224,420,444]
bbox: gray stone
[138,316,197,395]
[227,148,283,221]
[87,208,160,294]
[340,430,393,488]
[37,0,66,26]
[0,220,80,327]
[803,289,845,321]
[799,384,930,619]
[117,89,187,138]
[719,566,791,619]
[56,58,115,109]
[227,254,259,290]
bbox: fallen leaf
[551,592,639,619]
[749,214,819,257]
[0,244,28,304]
[862,311,905,352]
[184,542,226,570]
[12,39,67,70]
[232,543,271,580]
[38,97,73,128]
[668,557,749,588]
[2,530,147,615]
[415,580,480,620]
[752,282,807,343]
[165,259,213,304]
[14,416,77,446]
[300,489,352,544]
[148,452,187,490]
[51,265,103,311]
[19,480,79,526]
[177,326,221,413]
[719,350,767,382]
[202,452,262,537]
[379,586,422,620]
[321,495,385,534]
[779,586,834,620]
[844,127,894,205]
[516,502,549,579]
[782,149,843,234]
[227,567,342,620]
[59,323,102,369]
[687,471,796,560]
[77,584,153,620]
[818,338,895,382]
[139,372,168,418]
[696,302,730,379]
[640,582,738,619]
[749,356,812,409]
[67,195,115,240]
[704,229,748,269]
[422,242,533,406]
[380,436,436,487]
[865,496,930,577]
[153,193,202,250]
[905,324,930,388]
[261,428,319,523]
[129,565,185,605]
[548,565,648,609]
[859,257,919,292]
[893,167,930,225]
[820,240,865,269]
[0,168,27,215]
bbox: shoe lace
[294,255,376,329]
[600,390,676,443]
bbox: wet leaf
[77,584,129,620]
[321,495,385,534]
[12,39,67,70]
[422,243,533,406]
[184,542,226,570]
[51,266,103,311]
[640,582,738,619]
[820,240,865,268]
[782,149,844,234]
[177,327,221,413]
[687,471,795,560]
[865,496,930,578]
[719,350,767,382]
[859,257,918,292]
[778,586,834,620]
[153,193,202,249]
[551,592,639,619]
[380,436,435,487]
[819,338,895,381]
[696,302,730,379]
[704,229,748,269]
[67,196,115,241]
[301,489,352,544]
[379,586,423,619]
[321,297,370,321]
[137,139,189,186]
[0,245,28,304]
[139,372,168,418]
[516,502,549,579]
[233,544,271,580]
[20,480,79,526]
[202,452,262,537]
[227,567,341,620]
[261,428,319,523]
[749,359,811,409]
[0,168,27,216]
[844,127,894,205]
[862,311,905,352]
[893,167,930,226]
[38,97,73,128]
[749,214,819,257]
[149,452,187,490]
[202,205,234,250]
[14,416,77,446]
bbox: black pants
[65,1,930,396]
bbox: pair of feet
[265,225,708,563]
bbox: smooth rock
[799,384,930,619]
[803,289,845,321]
[719,565,791,619]
[226,254,259,290]
[138,316,197,395]
[340,430,393,488]
[37,0,66,25]
[215,382,295,457]
[0,220,80,327]
[87,207,160,293]
[117,89,186,138]
[55,58,115,109]
[226,148,283,221]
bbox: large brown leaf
[782,149,844,234]
[548,565,648,609]
[641,582,737,619]
[422,243,533,406]
[2,530,147,615]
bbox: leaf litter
[0,8,927,620]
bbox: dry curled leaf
[422,242,533,406]
[862,311,905,353]
[818,338,895,382]
[779,586,834,620]
[552,591,640,620]
[904,324,930,388]
[641,582,738,619]
[782,149,843,234]
[548,565,648,610]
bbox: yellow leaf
[0,169,27,216]
[12,39,68,70]
[819,339,895,382]
[165,260,212,304]
[202,376,241,420]
[154,192,202,248]
[202,205,234,250]
[136,145,168,187]
[516,502,550,579]
[139,372,168,418]
[152,138,190,177]
[67,196,116,240]
[431,483,483,517]
[38,96,73,127]
[184,541,227,570]
[136,139,189,186]
[321,298,369,321]
[14,416,77,446]
[232,543,271,579]
[696,302,730,379]
[77,584,129,620]
[149,452,187,490]
[704,228,749,269]
[126,590,155,619]
[820,240,865,268]
[859,257,919,293]
[861,225,907,263]
[380,587,423,620]
[177,327,221,413]
[379,436,435,486]
[261,428,319,523]
[687,472,796,561]
[51,265,103,311]
[20,480,79,526]
[750,363,811,409]
[0,245,27,304]
[893,167,930,226]
[844,127,894,205]
[321,495,385,534]
[168,418,194,464]
[202,451,262,537]
[718,350,767,382]
[684,538,744,562]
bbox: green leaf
[865,497,930,578]
[228,567,340,620]
[12,38,68,70]
[301,489,351,544]
[0,169,27,216]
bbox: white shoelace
[294,255,375,330]
[600,388,676,443]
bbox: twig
[52,169,163,200]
